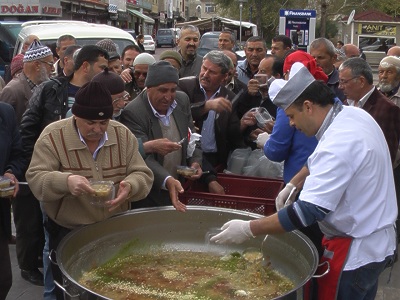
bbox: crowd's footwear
[21,268,44,286]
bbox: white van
[14,20,137,56]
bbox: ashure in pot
[55,207,319,300]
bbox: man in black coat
[0,102,25,299]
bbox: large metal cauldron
[56,207,319,300]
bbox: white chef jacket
[300,106,397,271]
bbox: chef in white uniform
[211,63,397,300]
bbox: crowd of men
[0,25,400,300]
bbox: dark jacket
[178,76,244,166]
[362,88,400,164]
[0,102,24,237]
[19,76,70,161]
[179,53,203,78]
[120,90,202,207]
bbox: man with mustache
[177,25,203,78]
[26,81,153,300]
[237,36,267,84]
[120,61,202,211]
[378,56,400,107]
[179,51,245,193]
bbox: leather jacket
[20,76,70,161]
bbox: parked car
[0,21,22,79]
[143,35,155,54]
[156,28,176,48]
[197,31,221,57]
[15,21,137,57]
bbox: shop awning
[127,9,155,24]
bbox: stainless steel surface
[56,206,319,299]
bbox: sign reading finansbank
[279,9,316,52]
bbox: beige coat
[26,117,153,229]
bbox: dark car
[0,21,22,79]
[197,31,221,57]
[156,28,176,48]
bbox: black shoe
[21,268,44,286]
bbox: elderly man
[177,25,202,78]
[270,35,293,59]
[378,56,400,106]
[237,36,267,84]
[179,50,244,170]
[1,40,54,123]
[342,43,366,59]
[218,31,236,51]
[19,45,108,294]
[388,46,400,56]
[160,50,182,71]
[211,63,397,300]
[121,52,156,99]
[222,50,247,95]
[310,37,345,101]
[26,81,153,300]
[53,34,76,77]
[338,57,400,164]
[120,61,201,211]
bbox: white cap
[132,53,156,66]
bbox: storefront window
[359,36,396,52]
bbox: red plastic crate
[181,175,283,216]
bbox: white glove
[275,183,298,211]
[256,132,270,148]
[210,220,254,244]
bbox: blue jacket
[264,107,317,183]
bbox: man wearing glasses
[338,57,400,164]
[92,68,130,120]
[237,36,268,85]
[121,52,156,99]
[0,40,54,124]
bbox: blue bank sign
[279,9,317,51]
[280,10,316,18]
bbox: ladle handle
[312,260,330,278]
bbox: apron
[316,236,353,300]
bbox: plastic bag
[187,128,201,158]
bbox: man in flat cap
[26,81,153,300]
[120,61,202,212]
[210,63,397,300]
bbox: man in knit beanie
[26,80,153,299]
[0,39,55,287]
[10,53,24,78]
[1,39,54,123]
[121,61,202,212]
[121,52,156,99]
[92,68,128,119]
[159,50,182,71]
[96,38,122,75]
